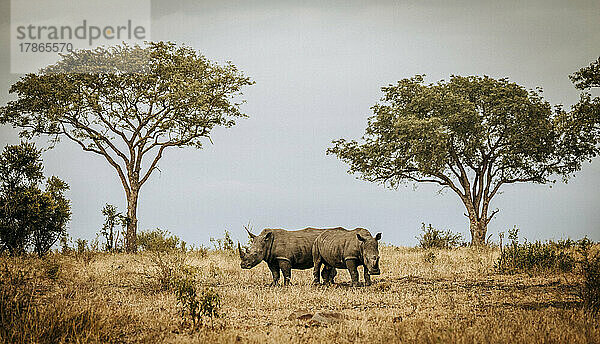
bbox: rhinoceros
[238,227,337,286]
[312,228,381,287]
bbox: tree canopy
[0,142,71,255]
[0,41,253,252]
[328,74,599,245]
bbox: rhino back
[315,228,373,268]
[269,228,340,269]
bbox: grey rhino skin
[312,228,381,287]
[239,227,337,286]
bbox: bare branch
[61,124,131,196]
[486,208,499,224]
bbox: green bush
[209,230,234,252]
[577,239,600,314]
[99,203,126,252]
[417,223,463,249]
[174,275,201,326]
[198,287,221,319]
[137,228,184,252]
[495,227,576,275]
[174,275,221,330]
[0,143,71,256]
[147,251,196,291]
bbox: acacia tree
[0,42,253,252]
[328,73,598,245]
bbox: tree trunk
[469,216,487,246]
[125,189,139,253]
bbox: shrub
[198,287,221,319]
[495,227,576,275]
[577,239,600,314]
[209,230,234,252]
[174,276,221,330]
[59,234,73,255]
[0,143,71,256]
[42,258,61,280]
[137,228,184,252]
[417,223,463,249]
[76,238,88,254]
[99,203,126,252]
[423,251,437,264]
[174,274,201,326]
[146,251,197,291]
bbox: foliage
[174,274,201,326]
[0,41,254,252]
[99,204,126,252]
[422,251,437,264]
[0,142,71,255]
[210,230,235,252]
[328,74,599,245]
[416,223,464,249]
[495,227,577,275]
[174,278,221,328]
[137,228,184,253]
[557,56,600,174]
[59,234,73,255]
[75,238,88,254]
[570,57,600,90]
[147,250,196,291]
[198,287,221,319]
[576,238,600,314]
[42,258,61,280]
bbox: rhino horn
[245,227,256,239]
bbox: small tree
[1,42,253,252]
[30,177,71,255]
[0,142,71,255]
[100,204,125,252]
[328,74,599,245]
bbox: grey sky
[1,0,599,246]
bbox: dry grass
[1,246,598,343]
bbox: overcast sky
[1,0,599,246]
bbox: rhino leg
[321,265,336,285]
[363,265,371,286]
[279,260,292,286]
[267,261,280,286]
[313,255,323,285]
[345,259,361,287]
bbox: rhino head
[357,232,381,275]
[239,228,273,269]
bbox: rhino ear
[265,231,273,241]
[375,233,382,241]
[356,233,366,242]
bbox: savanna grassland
[1,245,599,344]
